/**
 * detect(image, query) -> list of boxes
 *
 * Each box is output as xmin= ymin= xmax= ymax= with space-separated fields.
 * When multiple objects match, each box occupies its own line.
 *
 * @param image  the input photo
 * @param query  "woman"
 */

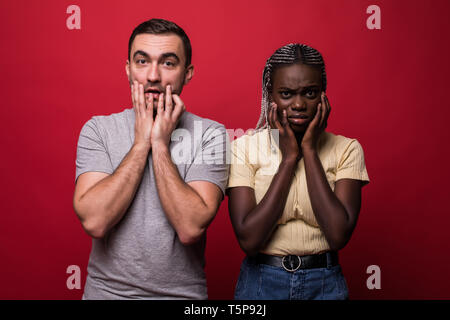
xmin=226 ymin=43 xmax=369 ymax=300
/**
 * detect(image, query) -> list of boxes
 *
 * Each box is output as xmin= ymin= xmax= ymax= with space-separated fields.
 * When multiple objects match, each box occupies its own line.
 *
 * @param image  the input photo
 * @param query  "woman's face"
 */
xmin=270 ymin=63 xmax=323 ymax=134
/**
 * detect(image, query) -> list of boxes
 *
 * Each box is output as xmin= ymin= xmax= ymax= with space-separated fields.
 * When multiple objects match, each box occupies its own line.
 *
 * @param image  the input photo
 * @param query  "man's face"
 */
xmin=126 ymin=33 xmax=193 ymax=106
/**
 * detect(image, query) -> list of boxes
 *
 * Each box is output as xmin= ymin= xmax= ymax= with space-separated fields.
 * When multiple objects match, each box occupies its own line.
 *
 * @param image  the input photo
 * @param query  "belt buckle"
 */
xmin=282 ymin=255 xmax=301 ymax=272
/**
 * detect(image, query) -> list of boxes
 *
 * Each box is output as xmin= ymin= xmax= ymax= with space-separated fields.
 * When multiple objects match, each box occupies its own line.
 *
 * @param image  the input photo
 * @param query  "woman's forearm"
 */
xmin=302 ymin=148 xmax=352 ymax=250
xmin=233 ymin=158 xmax=298 ymax=256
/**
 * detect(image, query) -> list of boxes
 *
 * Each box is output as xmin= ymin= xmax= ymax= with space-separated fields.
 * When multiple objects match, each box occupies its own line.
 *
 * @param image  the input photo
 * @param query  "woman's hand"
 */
xmin=301 ymin=92 xmax=331 ymax=153
xmin=268 ymin=102 xmax=300 ymax=162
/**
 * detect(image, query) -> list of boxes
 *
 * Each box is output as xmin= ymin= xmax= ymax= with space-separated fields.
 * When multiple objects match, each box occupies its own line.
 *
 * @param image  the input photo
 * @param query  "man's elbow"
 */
xmin=74 ymin=203 xmax=107 ymax=239
xmin=81 ymin=220 xmax=107 ymax=239
xmin=177 ymin=206 xmax=217 ymax=245
xmin=178 ymin=227 xmax=206 ymax=246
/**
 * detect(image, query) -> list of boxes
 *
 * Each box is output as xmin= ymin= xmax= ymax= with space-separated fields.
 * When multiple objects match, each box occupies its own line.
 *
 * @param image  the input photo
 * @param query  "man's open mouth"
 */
xmin=145 ymin=88 xmax=162 ymax=99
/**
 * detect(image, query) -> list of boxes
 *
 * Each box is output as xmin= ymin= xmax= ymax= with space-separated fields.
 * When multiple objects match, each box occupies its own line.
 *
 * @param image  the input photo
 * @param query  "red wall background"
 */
xmin=1 ymin=0 xmax=449 ymax=299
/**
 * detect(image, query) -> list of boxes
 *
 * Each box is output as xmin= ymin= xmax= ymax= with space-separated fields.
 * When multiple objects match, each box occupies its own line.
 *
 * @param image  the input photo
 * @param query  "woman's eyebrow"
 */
xmin=301 ymin=85 xmax=320 ymax=90
xmin=278 ymin=85 xmax=320 ymax=90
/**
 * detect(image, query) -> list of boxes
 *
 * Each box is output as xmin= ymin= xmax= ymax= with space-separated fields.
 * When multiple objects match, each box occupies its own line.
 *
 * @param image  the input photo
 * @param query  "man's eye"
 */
xmin=136 ymin=59 xmax=147 ymax=64
xmin=164 ymin=61 xmax=175 ymax=67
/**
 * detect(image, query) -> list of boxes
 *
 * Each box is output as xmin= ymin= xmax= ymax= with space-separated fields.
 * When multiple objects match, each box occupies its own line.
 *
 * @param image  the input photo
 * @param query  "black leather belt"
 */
xmin=252 ymin=252 xmax=339 ymax=272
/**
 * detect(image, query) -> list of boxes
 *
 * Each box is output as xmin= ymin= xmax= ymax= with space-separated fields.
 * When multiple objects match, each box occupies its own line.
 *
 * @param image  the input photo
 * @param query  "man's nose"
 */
xmin=147 ymin=62 xmax=161 ymax=83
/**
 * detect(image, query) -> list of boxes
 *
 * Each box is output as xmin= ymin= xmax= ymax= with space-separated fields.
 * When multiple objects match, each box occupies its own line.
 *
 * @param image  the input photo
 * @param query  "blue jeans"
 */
xmin=234 ymin=256 xmax=349 ymax=300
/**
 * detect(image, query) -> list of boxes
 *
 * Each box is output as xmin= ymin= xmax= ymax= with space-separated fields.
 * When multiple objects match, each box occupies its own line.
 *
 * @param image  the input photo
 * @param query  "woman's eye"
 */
xmin=280 ymin=91 xmax=291 ymax=98
xmin=306 ymin=90 xmax=317 ymax=98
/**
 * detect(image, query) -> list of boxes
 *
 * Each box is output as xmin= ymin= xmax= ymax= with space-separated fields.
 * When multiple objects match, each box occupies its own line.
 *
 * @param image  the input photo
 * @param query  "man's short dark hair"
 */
xmin=128 ymin=18 xmax=192 ymax=67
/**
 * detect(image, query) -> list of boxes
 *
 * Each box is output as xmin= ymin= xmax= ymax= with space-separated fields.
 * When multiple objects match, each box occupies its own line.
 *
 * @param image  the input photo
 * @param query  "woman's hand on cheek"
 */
xmin=268 ymin=102 xmax=300 ymax=162
xmin=301 ymin=92 xmax=330 ymax=153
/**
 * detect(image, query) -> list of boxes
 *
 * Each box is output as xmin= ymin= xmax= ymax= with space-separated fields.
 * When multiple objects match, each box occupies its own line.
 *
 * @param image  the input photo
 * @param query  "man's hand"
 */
xmin=151 ymin=84 xmax=186 ymax=147
xmin=132 ymin=80 xmax=154 ymax=150
xmin=301 ymin=92 xmax=330 ymax=153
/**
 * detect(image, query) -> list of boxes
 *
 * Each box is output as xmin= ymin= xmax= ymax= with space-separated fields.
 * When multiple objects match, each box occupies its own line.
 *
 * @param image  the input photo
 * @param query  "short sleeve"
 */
xmin=184 ymin=124 xmax=230 ymax=196
xmin=336 ymin=139 xmax=369 ymax=185
xmin=227 ymin=136 xmax=256 ymax=189
xmin=75 ymin=118 xmax=114 ymax=183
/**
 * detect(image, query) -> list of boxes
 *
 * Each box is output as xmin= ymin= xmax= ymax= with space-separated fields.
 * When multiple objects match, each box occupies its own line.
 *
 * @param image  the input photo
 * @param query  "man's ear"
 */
xmin=184 ymin=64 xmax=194 ymax=85
xmin=125 ymin=60 xmax=130 ymax=82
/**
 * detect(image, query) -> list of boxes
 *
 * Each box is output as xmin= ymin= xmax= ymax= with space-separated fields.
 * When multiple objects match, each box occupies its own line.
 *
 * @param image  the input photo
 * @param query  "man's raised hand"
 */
xmin=131 ymin=81 xmax=154 ymax=150
xmin=151 ymin=84 xmax=186 ymax=148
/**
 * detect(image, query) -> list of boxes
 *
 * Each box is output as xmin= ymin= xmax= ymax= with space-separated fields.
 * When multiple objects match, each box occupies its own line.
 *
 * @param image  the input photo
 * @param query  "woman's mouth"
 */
xmin=288 ymin=114 xmax=309 ymax=125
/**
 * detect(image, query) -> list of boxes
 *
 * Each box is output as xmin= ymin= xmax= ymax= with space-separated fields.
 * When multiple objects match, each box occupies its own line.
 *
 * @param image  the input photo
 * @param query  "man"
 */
xmin=73 ymin=19 xmax=229 ymax=299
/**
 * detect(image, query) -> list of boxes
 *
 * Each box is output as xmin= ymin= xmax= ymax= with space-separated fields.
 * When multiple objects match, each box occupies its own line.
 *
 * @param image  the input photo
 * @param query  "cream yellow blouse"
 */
xmin=227 ymin=129 xmax=369 ymax=256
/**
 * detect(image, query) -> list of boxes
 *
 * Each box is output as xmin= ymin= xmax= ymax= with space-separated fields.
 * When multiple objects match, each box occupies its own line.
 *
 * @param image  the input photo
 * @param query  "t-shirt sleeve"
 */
xmin=226 ymin=135 xmax=256 ymax=189
xmin=336 ymin=139 xmax=369 ymax=185
xmin=75 ymin=117 xmax=114 ymax=183
xmin=184 ymin=124 xmax=230 ymax=196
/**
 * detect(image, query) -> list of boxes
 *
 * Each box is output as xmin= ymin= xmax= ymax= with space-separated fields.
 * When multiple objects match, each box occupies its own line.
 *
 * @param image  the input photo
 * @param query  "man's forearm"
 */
xmin=151 ymin=142 xmax=210 ymax=245
xmin=77 ymin=143 xmax=150 ymax=238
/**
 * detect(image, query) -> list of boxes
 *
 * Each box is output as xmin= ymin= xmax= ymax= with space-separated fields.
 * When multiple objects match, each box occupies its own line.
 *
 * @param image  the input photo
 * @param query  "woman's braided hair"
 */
xmin=255 ymin=43 xmax=327 ymax=130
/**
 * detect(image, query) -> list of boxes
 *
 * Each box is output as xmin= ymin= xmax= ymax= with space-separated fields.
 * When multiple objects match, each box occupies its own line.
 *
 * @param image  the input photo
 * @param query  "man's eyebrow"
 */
xmin=160 ymin=52 xmax=180 ymax=63
xmin=133 ymin=50 xmax=149 ymax=59
xmin=132 ymin=51 xmax=180 ymax=63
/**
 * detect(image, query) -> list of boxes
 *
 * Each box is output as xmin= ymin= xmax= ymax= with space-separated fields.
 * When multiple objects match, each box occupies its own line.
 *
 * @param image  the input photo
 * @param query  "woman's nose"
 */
xmin=291 ymin=96 xmax=306 ymax=110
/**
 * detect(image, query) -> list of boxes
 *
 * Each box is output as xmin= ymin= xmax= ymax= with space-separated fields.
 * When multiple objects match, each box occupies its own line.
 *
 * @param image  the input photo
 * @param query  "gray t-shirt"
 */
xmin=75 ymin=108 xmax=229 ymax=299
